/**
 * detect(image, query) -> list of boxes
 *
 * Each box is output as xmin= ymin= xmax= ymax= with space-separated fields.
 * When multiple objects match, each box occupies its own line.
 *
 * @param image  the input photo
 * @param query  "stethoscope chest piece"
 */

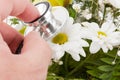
xmin=15 ymin=2 xmax=69 ymax=54
xmin=25 ymin=2 xmax=69 ymax=40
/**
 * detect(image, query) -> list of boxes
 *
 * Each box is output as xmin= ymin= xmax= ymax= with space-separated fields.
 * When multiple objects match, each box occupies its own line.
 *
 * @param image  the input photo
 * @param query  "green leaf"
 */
xmin=115 ymin=65 xmax=120 ymax=70
xmin=98 ymin=65 xmax=113 ymax=72
xmin=101 ymin=58 xmax=114 ymax=65
xmin=66 ymin=5 xmax=77 ymax=19
xmin=10 ymin=18 xmax=19 ymax=25
xmin=111 ymin=77 xmax=120 ymax=80
xmin=113 ymin=71 xmax=120 ymax=76
xmin=91 ymin=0 xmax=98 ymax=16
xmin=99 ymin=73 xmax=111 ymax=79
xmin=68 ymin=79 xmax=85 ymax=80
xmin=91 ymin=78 xmax=100 ymax=80
xmin=87 ymin=69 xmax=101 ymax=78
xmin=106 ymin=49 xmax=118 ymax=58
xmin=86 ymin=66 xmax=97 ymax=69
xmin=47 ymin=73 xmax=64 ymax=80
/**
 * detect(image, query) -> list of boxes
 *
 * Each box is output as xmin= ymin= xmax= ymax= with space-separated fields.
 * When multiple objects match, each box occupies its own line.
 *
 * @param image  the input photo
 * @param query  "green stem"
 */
xmin=64 ymin=53 xmax=69 ymax=72
xmin=100 ymin=4 xmax=107 ymax=26
xmin=66 ymin=54 xmax=91 ymax=77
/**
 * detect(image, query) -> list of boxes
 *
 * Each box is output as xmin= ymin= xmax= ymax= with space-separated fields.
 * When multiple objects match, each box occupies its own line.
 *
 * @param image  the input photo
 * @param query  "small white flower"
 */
xmin=82 ymin=21 xmax=120 ymax=54
xmin=98 ymin=0 xmax=106 ymax=10
xmin=48 ymin=17 xmax=89 ymax=61
xmin=72 ymin=3 xmax=82 ymax=13
xmin=82 ymin=9 xmax=92 ymax=20
xmin=105 ymin=12 xmax=113 ymax=22
xmin=58 ymin=61 xmax=63 ymax=65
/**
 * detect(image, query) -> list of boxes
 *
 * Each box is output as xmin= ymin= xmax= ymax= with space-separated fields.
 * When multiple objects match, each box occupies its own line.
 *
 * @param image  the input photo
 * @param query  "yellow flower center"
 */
xmin=97 ymin=31 xmax=107 ymax=38
xmin=52 ymin=33 xmax=68 ymax=45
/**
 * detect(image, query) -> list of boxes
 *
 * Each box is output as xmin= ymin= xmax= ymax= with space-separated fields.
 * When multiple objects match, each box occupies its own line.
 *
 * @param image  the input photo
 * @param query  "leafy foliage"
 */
xmin=47 ymin=48 xmax=120 ymax=80
xmin=86 ymin=49 xmax=120 ymax=80
xmin=10 ymin=18 xmax=19 ymax=25
xmin=66 ymin=5 xmax=77 ymax=19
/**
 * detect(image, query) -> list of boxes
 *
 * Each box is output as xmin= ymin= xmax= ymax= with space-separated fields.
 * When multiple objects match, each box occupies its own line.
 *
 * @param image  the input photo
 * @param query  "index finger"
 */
xmin=0 ymin=0 xmax=40 ymax=22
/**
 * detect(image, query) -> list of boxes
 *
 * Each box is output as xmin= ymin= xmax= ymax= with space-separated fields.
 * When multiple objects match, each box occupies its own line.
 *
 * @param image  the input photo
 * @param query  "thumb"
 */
xmin=21 ymin=31 xmax=52 ymax=65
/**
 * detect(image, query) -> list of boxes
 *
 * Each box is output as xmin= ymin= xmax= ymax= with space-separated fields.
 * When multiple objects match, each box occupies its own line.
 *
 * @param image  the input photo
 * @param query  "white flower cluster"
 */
xmin=48 ymin=6 xmax=120 ymax=62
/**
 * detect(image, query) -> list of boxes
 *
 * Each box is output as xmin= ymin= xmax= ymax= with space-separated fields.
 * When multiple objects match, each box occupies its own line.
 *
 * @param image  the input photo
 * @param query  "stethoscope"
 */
xmin=15 ymin=2 xmax=68 ymax=54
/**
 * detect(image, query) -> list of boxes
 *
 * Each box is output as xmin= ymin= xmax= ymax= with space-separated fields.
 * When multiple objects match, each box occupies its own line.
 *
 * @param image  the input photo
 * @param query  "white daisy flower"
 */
xmin=49 ymin=17 xmax=89 ymax=62
xmin=82 ymin=21 xmax=120 ymax=54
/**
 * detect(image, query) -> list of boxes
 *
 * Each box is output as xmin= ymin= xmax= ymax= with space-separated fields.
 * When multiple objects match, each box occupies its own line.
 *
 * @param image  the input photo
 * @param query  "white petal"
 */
xmin=81 ymin=22 xmax=90 ymax=27
xmin=69 ymin=17 xmax=74 ymax=24
xmin=79 ymin=48 xmax=86 ymax=57
xmin=79 ymin=39 xmax=89 ymax=47
xmin=90 ymin=22 xmax=99 ymax=31
xmin=82 ymin=22 xmax=99 ymax=31
xmin=52 ymin=50 xmax=65 ymax=60
xmin=71 ymin=53 xmax=80 ymax=61
xmin=67 ymin=23 xmax=82 ymax=38
xmin=65 ymin=48 xmax=81 ymax=61
xmin=101 ymin=22 xmax=110 ymax=31
xmin=109 ymin=0 xmax=120 ymax=8
xmin=50 ymin=44 xmax=65 ymax=60
xmin=101 ymin=44 xmax=108 ymax=53
xmin=106 ymin=43 xmax=113 ymax=50
xmin=65 ymin=17 xmax=74 ymax=27
xmin=101 ymin=22 xmax=116 ymax=33
xmin=90 ymin=42 xmax=101 ymax=54
xmin=109 ymin=39 xmax=120 ymax=46
xmin=110 ymin=32 xmax=120 ymax=38
xmin=79 ymin=27 xmax=93 ymax=39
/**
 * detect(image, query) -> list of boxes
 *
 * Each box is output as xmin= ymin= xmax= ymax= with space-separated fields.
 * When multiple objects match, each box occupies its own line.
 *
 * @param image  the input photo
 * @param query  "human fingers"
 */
xmin=0 ymin=0 xmax=39 ymax=53
xmin=20 ymin=31 xmax=52 ymax=79
xmin=21 ymin=31 xmax=52 ymax=66
xmin=0 ymin=33 xmax=11 ymax=54
xmin=17 ymin=1 xmax=40 ymax=22
xmin=0 ymin=0 xmax=40 ymax=22
xmin=21 ymin=31 xmax=52 ymax=61
xmin=0 ymin=22 xmax=23 ymax=53
xmin=0 ymin=0 xmax=13 ymax=20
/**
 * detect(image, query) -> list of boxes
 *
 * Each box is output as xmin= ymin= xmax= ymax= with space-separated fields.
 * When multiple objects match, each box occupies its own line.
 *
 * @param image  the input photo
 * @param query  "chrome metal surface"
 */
xmin=27 ymin=2 xmax=62 ymax=40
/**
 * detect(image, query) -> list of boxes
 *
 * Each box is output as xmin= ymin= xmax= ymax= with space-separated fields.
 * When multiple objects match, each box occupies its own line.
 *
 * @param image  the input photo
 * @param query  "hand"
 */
xmin=0 ymin=0 xmax=52 ymax=80
xmin=0 ymin=32 xmax=52 ymax=80
xmin=0 ymin=0 xmax=40 ymax=53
